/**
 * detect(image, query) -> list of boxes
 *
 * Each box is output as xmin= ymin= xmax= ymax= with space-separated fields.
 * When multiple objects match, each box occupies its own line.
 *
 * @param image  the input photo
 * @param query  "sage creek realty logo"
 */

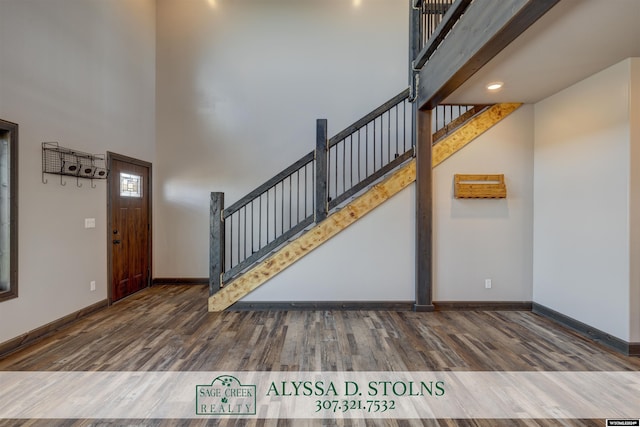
xmin=196 ymin=375 xmax=256 ymax=415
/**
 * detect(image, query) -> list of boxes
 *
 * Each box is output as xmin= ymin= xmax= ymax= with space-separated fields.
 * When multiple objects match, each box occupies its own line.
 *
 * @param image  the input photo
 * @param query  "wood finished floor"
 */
xmin=1 ymin=285 xmax=639 ymax=427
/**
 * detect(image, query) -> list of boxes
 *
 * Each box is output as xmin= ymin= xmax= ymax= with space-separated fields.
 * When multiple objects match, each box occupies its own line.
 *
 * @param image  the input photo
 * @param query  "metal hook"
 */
xmin=76 ymin=177 xmax=83 ymax=188
xmin=60 ymin=174 xmax=66 ymax=186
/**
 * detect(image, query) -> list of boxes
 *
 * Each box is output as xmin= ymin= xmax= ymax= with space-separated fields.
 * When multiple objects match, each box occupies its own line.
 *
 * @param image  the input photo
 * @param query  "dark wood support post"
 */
xmin=415 ymin=107 xmax=434 ymax=311
xmin=210 ymin=192 xmax=225 ymax=295
xmin=315 ymin=119 xmax=328 ymax=223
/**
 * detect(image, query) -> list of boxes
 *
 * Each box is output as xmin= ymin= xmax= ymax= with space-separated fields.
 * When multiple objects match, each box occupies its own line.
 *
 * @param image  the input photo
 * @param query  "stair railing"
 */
xmin=213 ymin=152 xmax=316 ymax=286
xmin=432 ymin=104 xmax=489 ymax=143
xmin=326 ymin=89 xmax=413 ymax=209
xmin=210 ymin=87 xmax=487 ymax=293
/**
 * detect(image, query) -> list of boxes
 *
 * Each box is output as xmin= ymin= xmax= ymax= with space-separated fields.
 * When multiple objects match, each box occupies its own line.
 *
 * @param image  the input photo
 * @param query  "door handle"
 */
xmin=113 ymin=239 xmax=121 ymax=244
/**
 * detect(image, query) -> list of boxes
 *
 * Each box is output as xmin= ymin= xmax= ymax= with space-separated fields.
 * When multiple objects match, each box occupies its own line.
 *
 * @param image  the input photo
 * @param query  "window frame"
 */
xmin=0 ymin=119 xmax=18 ymax=303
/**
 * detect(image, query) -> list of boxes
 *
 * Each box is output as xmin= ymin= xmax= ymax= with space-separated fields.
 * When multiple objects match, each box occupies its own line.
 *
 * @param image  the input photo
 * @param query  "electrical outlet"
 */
xmin=485 ymin=279 xmax=492 ymax=289
xmin=90 ymin=281 xmax=96 ymax=291
xmin=85 ymin=218 xmax=96 ymax=229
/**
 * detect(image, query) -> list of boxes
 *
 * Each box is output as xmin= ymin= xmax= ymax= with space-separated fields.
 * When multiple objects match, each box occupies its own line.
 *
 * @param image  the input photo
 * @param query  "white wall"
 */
xmin=242 ymin=185 xmax=415 ymax=301
xmin=245 ymin=105 xmax=535 ymax=302
xmin=433 ymin=105 xmax=535 ymax=301
xmin=629 ymin=58 xmax=640 ymax=343
xmin=0 ymin=0 xmax=156 ymax=344
xmin=533 ymin=59 xmax=633 ymax=341
xmin=154 ymin=0 xmax=409 ymax=278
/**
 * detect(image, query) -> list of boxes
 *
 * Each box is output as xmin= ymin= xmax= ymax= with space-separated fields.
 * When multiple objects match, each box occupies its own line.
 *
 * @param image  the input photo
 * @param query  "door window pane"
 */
xmin=120 ymin=172 xmax=142 ymax=198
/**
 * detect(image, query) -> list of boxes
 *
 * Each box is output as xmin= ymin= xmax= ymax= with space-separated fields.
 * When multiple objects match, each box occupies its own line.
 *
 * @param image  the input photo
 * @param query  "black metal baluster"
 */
xmin=305 ymin=165 xmax=308 ymax=218
xmin=387 ymin=110 xmax=391 ymax=162
xmin=349 ymin=135 xmax=353 ymax=188
xmin=373 ymin=119 xmax=376 ymax=172
xmin=296 ymin=170 xmax=300 ymax=224
xmin=251 ymin=201 xmax=255 ymax=254
xmin=395 ymin=105 xmax=399 ymax=156
xmin=327 ymin=145 xmax=331 ymax=201
xmin=366 ymin=125 xmax=369 ymax=176
xmin=358 ymin=130 xmax=361 ymax=182
xmin=342 ymin=138 xmax=346 ymax=194
xmin=258 ymin=196 xmax=262 ymax=249
xmin=230 ymin=215 xmax=234 ymax=268
xmin=243 ymin=206 xmax=247 ymax=260
xmin=289 ymin=176 xmax=292 ymax=229
xmin=380 ymin=115 xmax=383 ymax=169
xmin=403 ymin=101 xmax=407 ymax=152
xmin=333 ymin=144 xmax=338 ymax=198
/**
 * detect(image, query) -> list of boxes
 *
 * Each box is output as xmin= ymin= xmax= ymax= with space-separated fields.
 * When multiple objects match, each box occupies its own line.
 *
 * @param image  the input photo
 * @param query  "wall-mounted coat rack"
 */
xmin=454 ymin=174 xmax=507 ymax=198
xmin=42 ymin=142 xmax=108 ymax=188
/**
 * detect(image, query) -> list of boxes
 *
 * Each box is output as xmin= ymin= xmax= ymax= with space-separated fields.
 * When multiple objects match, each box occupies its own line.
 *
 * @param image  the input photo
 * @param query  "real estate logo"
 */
xmin=196 ymin=375 xmax=256 ymax=416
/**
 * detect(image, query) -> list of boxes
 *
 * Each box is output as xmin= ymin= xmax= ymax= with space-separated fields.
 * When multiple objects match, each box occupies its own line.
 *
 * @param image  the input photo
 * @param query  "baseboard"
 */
xmin=0 ymin=299 xmax=108 ymax=359
xmin=228 ymin=301 xmax=415 ymax=311
xmin=532 ymin=302 xmax=636 ymax=357
xmin=152 ymin=277 xmax=208 ymax=286
xmin=434 ymin=301 xmax=533 ymax=311
xmin=228 ymin=301 xmax=531 ymax=312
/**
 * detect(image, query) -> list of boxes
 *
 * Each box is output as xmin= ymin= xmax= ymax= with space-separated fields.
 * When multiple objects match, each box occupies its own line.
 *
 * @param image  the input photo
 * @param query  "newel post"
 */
xmin=210 ymin=192 xmax=225 ymax=295
xmin=315 ymin=119 xmax=328 ymax=223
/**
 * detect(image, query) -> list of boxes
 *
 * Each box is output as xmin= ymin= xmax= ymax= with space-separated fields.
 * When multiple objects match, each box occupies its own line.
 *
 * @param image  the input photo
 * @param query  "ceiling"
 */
xmin=443 ymin=0 xmax=640 ymax=105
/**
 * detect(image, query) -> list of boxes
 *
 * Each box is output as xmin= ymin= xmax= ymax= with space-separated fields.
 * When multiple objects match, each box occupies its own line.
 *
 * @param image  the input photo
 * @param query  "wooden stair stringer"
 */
xmin=208 ymin=160 xmax=417 ymax=312
xmin=208 ymin=102 xmax=521 ymax=312
xmin=433 ymin=103 xmax=522 ymax=167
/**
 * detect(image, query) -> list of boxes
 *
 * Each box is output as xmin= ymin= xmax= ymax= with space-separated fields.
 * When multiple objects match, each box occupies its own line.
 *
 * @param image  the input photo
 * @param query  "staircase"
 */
xmin=208 ymin=91 xmax=521 ymax=311
xmin=207 ymin=0 xmax=525 ymax=311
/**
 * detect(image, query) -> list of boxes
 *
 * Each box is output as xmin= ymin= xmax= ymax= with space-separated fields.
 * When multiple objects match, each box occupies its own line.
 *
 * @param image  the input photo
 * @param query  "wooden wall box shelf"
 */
xmin=454 ymin=174 xmax=506 ymax=199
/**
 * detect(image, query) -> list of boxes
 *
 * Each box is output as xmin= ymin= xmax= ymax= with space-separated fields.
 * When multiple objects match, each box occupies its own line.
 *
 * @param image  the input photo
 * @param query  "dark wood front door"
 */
xmin=108 ymin=153 xmax=151 ymax=303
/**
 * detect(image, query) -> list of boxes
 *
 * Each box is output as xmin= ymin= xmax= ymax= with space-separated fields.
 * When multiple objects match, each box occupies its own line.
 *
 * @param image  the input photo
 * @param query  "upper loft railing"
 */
xmin=410 ymin=0 xmax=473 ymax=78
xmin=210 ymin=87 xmax=488 ymax=290
xmin=415 ymin=0 xmax=456 ymax=51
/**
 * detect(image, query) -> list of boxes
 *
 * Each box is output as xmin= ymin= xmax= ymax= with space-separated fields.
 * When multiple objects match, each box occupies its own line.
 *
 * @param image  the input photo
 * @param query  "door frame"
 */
xmin=106 ymin=152 xmax=152 ymax=305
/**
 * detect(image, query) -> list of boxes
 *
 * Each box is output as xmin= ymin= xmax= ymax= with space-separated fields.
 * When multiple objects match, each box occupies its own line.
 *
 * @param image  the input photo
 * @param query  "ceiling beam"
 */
xmin=417 ymin=0 xmax=559 ymax=110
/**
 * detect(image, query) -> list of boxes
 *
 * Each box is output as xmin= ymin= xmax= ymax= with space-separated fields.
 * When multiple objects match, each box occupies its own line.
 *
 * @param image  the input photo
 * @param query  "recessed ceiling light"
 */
xmin=486 ymin=81 xmax=504 ymax=91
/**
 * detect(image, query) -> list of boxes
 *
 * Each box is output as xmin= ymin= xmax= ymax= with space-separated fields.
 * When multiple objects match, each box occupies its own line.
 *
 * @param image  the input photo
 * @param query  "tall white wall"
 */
xmin=242 ymin=185 xmax=415 ymax=302
xmin=629 ymin=58 xmax=640 ymax=343
xmin=0 ymin=0 xmax=156 ymax=344
xmin=154 ymin=0 xmax=409 ymax=278
xmin=533 ymin=59 xmax=633 ymax=341
xmin=246 ymin=106 xmax=535 ymax=302
xmin=433 ymin=105 xmax=535 ymax=301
